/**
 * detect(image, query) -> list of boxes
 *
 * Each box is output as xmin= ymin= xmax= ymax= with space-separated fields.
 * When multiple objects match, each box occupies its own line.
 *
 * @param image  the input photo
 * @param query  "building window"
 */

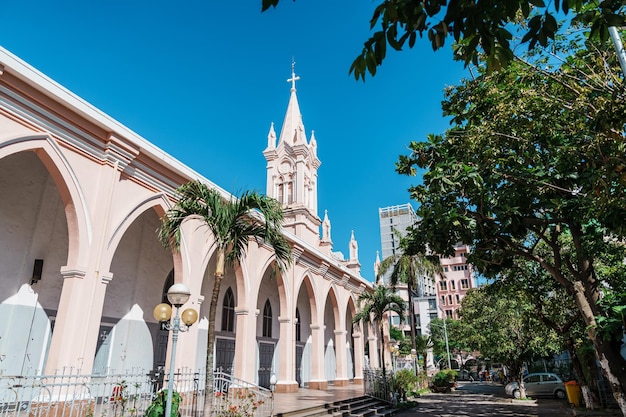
xmin=451 ymin=280 xmax=456 ymax=290
xmin=448 ymin=295 xmax=453 ymax=305
xmin=221 ymin=288 xmax=235 ymax=332
xmin=295 ymin=308 xmax=301 ymax=342
xmin=445 ymin=309 xmax=453 ymax=319
xmin=439 ymin=281 xmax=447 ymax=291
xmin=263 ymin=300 xmax=272 ymax=338
xmin=287 ymin=179 xmax=294 ymax=204
xmin=440 ymin=296 xmax=446 ymax=306
xmin=461 ymin=279 xmax=470 ymax=289
xmin=456 ymin=294 xmax=461 ymax=304
xmin=443 ymin=266 xmax=449 ymax=272
xmin=453 ymin=265 xmax=468 ymax=271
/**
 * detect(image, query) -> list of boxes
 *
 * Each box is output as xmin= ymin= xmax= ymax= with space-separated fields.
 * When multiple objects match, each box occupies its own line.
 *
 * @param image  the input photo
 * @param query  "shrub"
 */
xmin=430 ymin=370 xmax=458 ymax=393
xmin=145 ymin=389 xmax=181 ymax=417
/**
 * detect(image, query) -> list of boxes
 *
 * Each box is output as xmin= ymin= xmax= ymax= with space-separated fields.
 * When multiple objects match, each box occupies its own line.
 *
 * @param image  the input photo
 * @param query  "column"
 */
xmin=275 ymin=317 xmax=298 ymax=392
xmin=232 ymin=307 xmax=257 ymax=383
xmin=308 ymin=324 xmax=327 ymax=390
xmin=333 ymin=329 xmax=349 ymax=386
xmin=44 ymin=267 xmax=108 ymax=374
xmin=352 ymin=325 xmax=364 ymax=384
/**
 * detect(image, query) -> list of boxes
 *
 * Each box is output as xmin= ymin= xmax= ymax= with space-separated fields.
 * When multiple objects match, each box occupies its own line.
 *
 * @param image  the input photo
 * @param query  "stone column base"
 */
xmin=333 ymin=378 xmax=350 ymax=387
xmin=352 ymin=377 xmax=364 ymax=385
xmin=274 ymin=381 xmax=299 ymax=393
xmin=308 ymin=380 xmax=328 ymax=390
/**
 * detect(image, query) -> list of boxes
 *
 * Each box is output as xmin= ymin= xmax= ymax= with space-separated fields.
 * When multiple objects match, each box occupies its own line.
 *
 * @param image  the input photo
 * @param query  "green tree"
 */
xmin=353 ymin=284 xmax=407 ymax=380
xmin=376 ymin=231 xmax=442 ymax=353
xmin=413 ymin=334 xmax=432 ymax=379
xmin=158 ymin=180 xmax=292 ymax=412
xmin=396 ymin=38 xmax=626 ymax=411
xmin=459 ymin=285 xmax=561 ymax=398
xmin=428 ymin=318 xmax=471 ymax=369
xmin=261 ymin=0 xmax=626 ymax=78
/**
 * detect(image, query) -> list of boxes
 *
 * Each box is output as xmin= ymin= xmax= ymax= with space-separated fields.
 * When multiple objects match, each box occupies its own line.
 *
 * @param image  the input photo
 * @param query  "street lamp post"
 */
xmin=438 ymin=307 xmax=452 ymax=370
xmin=153 ymin=283 xmax=198 ymax=417
xmin=270 ymin=373 xmax=277 ymax=416
xmin=410 ymin=348 xmax=418 ymax=375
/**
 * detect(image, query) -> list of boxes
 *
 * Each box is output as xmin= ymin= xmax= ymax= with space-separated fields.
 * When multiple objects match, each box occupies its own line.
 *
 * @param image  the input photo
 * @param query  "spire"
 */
xmin=374 ymin=251 xmax=381 ymax=281
xmin=321 ymin=209 xmax=332 ymax=242
xmin=349 ymin=230 xmax=358 ymax=261
xmin=267 ymin=122 xmax=276 ymax=149
xmin=310 ymin=130 xmax=317 ymax=154
xmin=278 ymin=61 xmax=306 ymax=145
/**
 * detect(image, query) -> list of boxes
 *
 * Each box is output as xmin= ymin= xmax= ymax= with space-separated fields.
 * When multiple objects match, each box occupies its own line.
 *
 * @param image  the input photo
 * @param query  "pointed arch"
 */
xmin=0 ymin=135 xmax=91 ymax=268
xmin=103 ymin=193 xmax=172 ymax=268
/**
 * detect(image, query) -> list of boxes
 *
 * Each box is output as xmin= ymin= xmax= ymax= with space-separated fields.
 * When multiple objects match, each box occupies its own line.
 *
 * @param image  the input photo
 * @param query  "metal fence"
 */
xmin=362 ymin=369 xmax=391 ymax=403
xmin=211 ymin=370 xmax=273 ymax=417
xmin=0 ymin=369 xmax=273 ymax=417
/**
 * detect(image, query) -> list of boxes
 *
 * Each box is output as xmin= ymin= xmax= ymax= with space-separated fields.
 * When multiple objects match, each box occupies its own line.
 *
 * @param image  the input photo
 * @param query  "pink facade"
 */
xmin=437 ymin=243 xmax=475 ymax=319
xmin=0 ymin=48 xmax=374 ymax=392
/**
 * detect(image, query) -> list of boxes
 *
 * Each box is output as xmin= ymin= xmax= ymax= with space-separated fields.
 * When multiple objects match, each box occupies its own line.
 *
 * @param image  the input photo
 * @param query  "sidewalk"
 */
xmin=393 ymin=382 xmax=577 ymax=417
xmin=272 ymin=384 xmax=365 ymax=415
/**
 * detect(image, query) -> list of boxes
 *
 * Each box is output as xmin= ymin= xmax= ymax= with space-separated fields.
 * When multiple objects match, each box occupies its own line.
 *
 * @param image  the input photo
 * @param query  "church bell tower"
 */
xmin=263 ymin=63 xmax=321 ymax=246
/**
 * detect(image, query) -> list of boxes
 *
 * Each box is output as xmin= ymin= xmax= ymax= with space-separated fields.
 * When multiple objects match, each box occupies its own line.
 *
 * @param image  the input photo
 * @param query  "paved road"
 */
xmin=394 ymin=381 xmax=574 ymax=417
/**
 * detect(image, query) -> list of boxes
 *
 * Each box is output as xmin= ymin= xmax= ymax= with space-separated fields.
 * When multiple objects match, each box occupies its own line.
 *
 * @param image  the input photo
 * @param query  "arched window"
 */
xmin=277 ymin=181 xmax=284 ymax=204
xmin=295 ymin=308 xmax=301 ymax=342
xmin=221 ymin=288 xmax=235 ymax=332
xmin=263 ymin=300 xmax=272 ymax=338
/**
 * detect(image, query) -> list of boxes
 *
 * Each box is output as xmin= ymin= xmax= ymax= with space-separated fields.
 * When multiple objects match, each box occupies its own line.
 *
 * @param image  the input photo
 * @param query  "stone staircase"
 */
xmin=275 ymin=395 xmax=397 ymax=417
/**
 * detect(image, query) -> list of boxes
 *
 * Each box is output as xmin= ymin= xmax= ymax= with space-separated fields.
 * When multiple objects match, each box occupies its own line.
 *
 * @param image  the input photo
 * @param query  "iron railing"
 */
xmin=0 ymin=368 xmax=273 ymax=417
xmin=362 ymin=369 xmax=391 ymax=403
xmin=211 ymin=370 xmax=273 ymax=417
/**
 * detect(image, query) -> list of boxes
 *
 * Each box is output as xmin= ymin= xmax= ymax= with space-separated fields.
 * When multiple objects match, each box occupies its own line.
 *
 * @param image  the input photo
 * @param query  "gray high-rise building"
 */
xmin=376 ymin=204 xmax=437 ymax=343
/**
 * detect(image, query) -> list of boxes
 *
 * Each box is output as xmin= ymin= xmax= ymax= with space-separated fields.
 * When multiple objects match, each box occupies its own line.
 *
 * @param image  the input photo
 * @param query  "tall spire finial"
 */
xmin=287 ymin=59 xmax=300 ymax=91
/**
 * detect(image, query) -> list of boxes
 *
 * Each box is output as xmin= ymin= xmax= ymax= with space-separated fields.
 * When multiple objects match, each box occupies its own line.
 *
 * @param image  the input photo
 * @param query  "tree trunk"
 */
xmin=570 ymin=280 xmax=626 ymax=416
xmin=517 ymin=368 xmax=527 ymax=399
xmin=565 ymin=336 xmax=593 ymax=408
xmin=379 ymin=323 xmax=388 ymax=399
xmin=203 ymin=248 xmax=226 ymax=415
xmin=407 ymin=281 xmax=418 ymax=376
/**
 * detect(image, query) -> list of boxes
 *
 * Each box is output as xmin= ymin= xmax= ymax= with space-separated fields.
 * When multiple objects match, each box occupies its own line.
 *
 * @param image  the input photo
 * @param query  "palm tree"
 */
xmin=376 ymin=231 xmax=442 ymax=353
xmin=353 ymin=285 xmax=406 ymax=381
xmin=158 ymin=180 xmax=292 ymax=411
xmin=413 ymin=334 xmax=432 ymax=384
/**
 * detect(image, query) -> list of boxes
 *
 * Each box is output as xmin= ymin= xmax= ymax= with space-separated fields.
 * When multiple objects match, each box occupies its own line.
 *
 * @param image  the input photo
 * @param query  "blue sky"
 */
xmin=0 ymin=0 xmax=469 ymax=282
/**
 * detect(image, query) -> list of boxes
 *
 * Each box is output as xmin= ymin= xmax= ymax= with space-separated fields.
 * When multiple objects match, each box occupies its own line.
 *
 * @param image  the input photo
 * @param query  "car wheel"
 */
xmin=555 ymin=389 xmax=566 ymax=399
xmin=513 ymin=389 xmax=521 ymax=399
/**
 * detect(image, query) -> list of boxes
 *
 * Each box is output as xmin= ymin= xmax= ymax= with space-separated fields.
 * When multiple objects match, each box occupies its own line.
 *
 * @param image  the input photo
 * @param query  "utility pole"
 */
xmin=609 ymin=26 xmax=626 ymax=79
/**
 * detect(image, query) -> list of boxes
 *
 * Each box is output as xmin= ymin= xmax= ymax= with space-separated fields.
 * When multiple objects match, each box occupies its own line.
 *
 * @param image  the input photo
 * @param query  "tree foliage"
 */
xmin=397 ymin=37 xmax=626 ymax=411
xmin=354 ymin=284 xmax=407 ymax=378
xmin=261 ymin=0 xmax=626 ymax=78
xmin=459 ymin=285 xmax=561 ymax=397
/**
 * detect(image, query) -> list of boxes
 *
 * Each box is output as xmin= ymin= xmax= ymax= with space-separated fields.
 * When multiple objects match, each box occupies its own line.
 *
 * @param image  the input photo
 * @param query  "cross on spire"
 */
xmin=287 ymin=59 xmax=300 ymax=91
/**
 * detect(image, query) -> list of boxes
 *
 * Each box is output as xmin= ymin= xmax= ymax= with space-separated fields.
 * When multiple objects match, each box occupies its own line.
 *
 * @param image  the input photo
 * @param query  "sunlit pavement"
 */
xmin=394 ymin=381 xmax=574 ymax=417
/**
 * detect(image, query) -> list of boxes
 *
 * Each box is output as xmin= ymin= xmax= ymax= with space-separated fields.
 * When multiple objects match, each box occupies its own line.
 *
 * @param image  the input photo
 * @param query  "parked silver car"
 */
xmin=504 ymin=372 xmax=566 ymax=399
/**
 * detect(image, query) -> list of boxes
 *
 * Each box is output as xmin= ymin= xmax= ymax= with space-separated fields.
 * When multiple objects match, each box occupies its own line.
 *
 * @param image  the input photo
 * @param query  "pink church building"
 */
xmin=0 ymin=47 xmax=379 ymax=394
